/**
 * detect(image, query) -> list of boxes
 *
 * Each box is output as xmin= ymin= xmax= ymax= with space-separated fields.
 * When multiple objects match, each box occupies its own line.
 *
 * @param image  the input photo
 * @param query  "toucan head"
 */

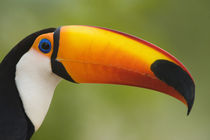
xmin=13 ymin=25 xmax=194 ymax=131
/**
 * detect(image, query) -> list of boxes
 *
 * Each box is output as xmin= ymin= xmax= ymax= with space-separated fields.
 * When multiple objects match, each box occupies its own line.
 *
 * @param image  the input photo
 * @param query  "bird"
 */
xmin=0 ymin=25 xmax=195 ymax=140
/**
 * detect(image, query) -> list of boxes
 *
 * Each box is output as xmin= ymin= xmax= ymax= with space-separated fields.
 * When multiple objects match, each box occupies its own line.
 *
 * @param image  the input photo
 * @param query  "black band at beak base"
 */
xmin=51 ymin=27 xmax=76 ymax=83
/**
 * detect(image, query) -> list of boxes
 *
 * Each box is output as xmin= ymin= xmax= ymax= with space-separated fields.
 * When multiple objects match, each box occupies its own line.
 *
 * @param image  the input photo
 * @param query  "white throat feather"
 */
xmin=15 ymin=49 xmax=61 ymax=131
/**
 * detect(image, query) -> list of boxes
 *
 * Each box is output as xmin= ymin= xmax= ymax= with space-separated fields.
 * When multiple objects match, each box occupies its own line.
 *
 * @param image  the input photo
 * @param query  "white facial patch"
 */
xmin=15 ymin=49 xmax=61 ymax=131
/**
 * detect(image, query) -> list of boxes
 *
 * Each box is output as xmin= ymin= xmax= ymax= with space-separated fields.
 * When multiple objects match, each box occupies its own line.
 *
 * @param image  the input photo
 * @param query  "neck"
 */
xmin=15 ymin=50 xmax=61 ymax=130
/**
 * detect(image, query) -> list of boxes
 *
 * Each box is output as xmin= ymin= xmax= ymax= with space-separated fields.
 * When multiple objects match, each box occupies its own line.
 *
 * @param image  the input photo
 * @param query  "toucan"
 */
xmin=0 ymin=25 xmax=195 ymax=140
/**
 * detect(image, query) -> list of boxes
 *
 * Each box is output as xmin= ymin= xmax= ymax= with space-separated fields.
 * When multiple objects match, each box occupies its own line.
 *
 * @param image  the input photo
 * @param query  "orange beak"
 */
xmin=51 ymin=25 xmax=195 ymax=115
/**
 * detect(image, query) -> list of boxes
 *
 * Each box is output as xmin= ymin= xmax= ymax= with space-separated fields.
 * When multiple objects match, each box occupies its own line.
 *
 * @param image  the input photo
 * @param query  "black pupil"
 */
xmin=41 ymin=42 xmax=50 ymax=50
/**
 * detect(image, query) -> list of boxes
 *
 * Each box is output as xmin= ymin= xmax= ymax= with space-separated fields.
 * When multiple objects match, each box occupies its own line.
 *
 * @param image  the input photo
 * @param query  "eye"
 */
xmin=38 ymin=39 xmax=51 ymax=53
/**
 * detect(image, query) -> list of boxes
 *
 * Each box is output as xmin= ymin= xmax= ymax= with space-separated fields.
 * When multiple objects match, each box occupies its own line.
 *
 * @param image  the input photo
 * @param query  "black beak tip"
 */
xmin=187 ymin=99 xmax=194 ymax=116
xmin=187 ymin=104 xmax=193 ymax=116
xmin=151 ymin=59 xmax=195 ymax=116
xmin=186 ymin=84 xmax=195 ymax=116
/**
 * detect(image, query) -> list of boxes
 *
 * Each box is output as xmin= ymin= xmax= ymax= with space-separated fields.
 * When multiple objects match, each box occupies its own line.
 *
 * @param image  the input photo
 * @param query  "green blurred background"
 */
xmin=0 ymin=0 xmax=209 ymax=139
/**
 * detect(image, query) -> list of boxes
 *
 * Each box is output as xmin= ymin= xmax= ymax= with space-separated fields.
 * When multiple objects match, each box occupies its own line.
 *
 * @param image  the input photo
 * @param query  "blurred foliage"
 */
xmin=0 ymin=0 xmax=209 ymax=139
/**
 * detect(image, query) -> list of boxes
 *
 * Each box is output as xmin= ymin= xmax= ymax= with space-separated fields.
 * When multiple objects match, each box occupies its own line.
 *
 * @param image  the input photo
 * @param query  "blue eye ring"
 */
xmin=38 ymin=39 xmax=51 ymax=53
